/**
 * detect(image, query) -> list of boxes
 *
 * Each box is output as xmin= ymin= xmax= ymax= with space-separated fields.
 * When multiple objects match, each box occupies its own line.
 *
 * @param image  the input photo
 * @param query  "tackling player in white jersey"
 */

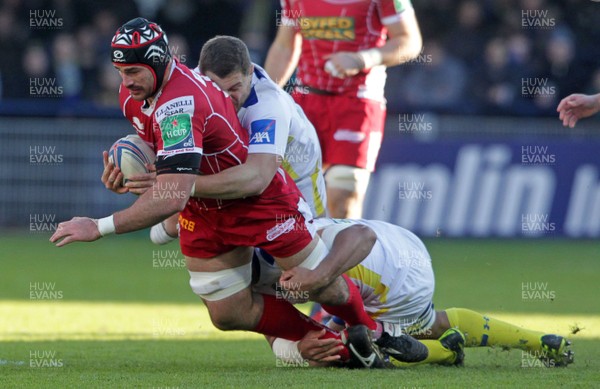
xmin=198 ymin=36 xmax=327 ymax=218
xmin=149 ymin=35 xmax=327 ymax=243
xmin=257 ymin=218 xmax=574 ymax=368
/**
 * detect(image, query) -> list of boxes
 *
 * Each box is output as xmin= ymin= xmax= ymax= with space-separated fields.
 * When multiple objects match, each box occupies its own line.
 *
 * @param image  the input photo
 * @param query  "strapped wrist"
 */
xmin=358 ymin=48 xmax=383 ymax=70
xmin=97 ymin=215 xmax=115 ymax=236
xmin=272 ymin=338 xmax=305 ymax=364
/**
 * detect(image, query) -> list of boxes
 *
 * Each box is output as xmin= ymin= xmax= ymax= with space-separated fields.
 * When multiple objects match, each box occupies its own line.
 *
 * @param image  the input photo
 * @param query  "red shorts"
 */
xmin=179 ymin=177 xmax=315 ymax=259
xmin=294 ymin=93 xmax=386 ymax=172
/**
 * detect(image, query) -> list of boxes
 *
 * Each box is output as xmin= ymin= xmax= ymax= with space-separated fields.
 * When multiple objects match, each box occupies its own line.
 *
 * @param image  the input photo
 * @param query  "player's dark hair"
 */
xmin=199 ymin=35 xmax=252 ymax=78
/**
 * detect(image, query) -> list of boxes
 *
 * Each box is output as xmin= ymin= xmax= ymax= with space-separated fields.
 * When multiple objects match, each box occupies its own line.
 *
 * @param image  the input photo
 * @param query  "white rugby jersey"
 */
xmin=240 ymin=64 xmax=327 ymax=217
xmin=194 ymin=64 xmax=327 ymax=217
xmin=311 ymin=218 xmax=434 ymax=323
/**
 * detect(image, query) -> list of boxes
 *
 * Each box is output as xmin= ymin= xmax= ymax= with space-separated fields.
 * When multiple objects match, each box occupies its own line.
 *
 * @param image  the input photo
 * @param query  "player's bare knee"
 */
xmin=325 ymin=187 xmax=355 ymax=218
xmin=208 ymin=310 xmax=244 ymax=331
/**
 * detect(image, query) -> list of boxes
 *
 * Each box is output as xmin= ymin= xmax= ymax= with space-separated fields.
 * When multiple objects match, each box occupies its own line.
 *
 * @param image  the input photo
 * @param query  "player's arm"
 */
xmin=264 ymin=24 xmax=302 ymax=87
xmin=194 ymin=95 xmax=292 ymax=199
xmin=50 ymin=172 xmax=194 ymax=246
xmin=112 ymin=173 xmax=194 ymax=232
xmin=280 ymin=224 xmax=377 ymax=292
xmin=376 ymin=7 xmax=422 ymax=67
xmin=325 ymin=4 xmax=422 ymax=78
xmin=192 ymin=153 xmax=280 ymax=199
xmin=557 ymin=93 xmax=600 ymax=128
xmin=314 ymin=224 xmax=377 ymax=286
xmin=51 ymin=94 xmax=203 ymax=246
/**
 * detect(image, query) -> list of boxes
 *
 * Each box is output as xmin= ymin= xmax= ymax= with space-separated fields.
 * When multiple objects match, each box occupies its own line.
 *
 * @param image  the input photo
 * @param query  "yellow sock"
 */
xmin=446 ymin=308 xmax=544 ymax=352
xmin=390 ymin=340 xmax=455 ymax=367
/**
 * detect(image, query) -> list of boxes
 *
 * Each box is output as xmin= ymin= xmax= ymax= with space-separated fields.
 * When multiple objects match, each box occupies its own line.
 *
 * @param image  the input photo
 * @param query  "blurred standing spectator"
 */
xmin=444 ymin=0 xmax=488 ymax=68
xmin=76 ymin=25 xmax=101 ymax=100
xmin=239 ymin=0 xmax=280 ymax=64
xmin=506 ymin=32 xmax=536 ymax=72
xmin=94 ymin=61 xmax=121 ymax=107
xmin=401 ymin=41 xmax=468 ymax=113
xmin=16 ymin=42 xmax=54 ymax=99
xmin=52 ymin=33 xmax=82 ymax=100
xmin=0 ymin=8 xmax=27 ymax=99
xmin=92 ymin=9 xmax=120 ymax=57
xmin=167 ymin=33 xmax=191 ymax=68
xmin=585 ymin=68 xmax=600 ymax=95
xmin=540 ymin=29 xmax=582 ymax=99
xmin=470 ymin=38 xmax=520 ymax=115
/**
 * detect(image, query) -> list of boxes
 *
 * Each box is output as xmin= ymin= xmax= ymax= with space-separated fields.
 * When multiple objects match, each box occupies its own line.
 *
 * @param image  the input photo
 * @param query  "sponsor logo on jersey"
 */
xmin=266 ymin=218 xmax=296 ymax=241
xmin=249 ymin=119 xmax=276 ymax=145
xmin=155 ymin=96 xmax=194 ymax=123
xmin=333 ymin=129 xmax=366 ymax=143
xmin=160 ymin=113 xmax=194 ymax=151
xmin=300 ymin=17 xmax=355 ymax=40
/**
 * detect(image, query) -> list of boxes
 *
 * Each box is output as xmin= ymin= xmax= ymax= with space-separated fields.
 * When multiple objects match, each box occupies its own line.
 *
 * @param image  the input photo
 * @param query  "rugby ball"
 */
xmin=108 ymin=134 xmax=155 ymax=184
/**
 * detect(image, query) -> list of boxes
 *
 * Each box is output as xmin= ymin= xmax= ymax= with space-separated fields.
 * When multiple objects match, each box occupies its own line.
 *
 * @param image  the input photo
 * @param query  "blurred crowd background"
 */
xmin=1 ymin=0 xmax=599 ymax=118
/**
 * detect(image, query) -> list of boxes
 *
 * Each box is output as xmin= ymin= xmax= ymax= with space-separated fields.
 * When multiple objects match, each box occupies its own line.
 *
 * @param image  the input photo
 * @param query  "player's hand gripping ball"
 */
xmin=108 ymin=134 xmax=156 ymax=184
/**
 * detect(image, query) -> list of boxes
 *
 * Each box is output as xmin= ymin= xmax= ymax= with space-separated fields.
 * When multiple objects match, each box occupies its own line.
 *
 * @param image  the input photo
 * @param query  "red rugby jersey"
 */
xmin=280 ymin=0 xmax=412 ymax=101
xmin=119 ymin=60 xmax=302 ymax=211
xmin=120 ymin=59 xmax=249 ymax=210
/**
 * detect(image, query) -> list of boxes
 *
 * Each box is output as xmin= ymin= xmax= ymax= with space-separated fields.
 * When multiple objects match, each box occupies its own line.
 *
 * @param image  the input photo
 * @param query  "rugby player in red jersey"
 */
xmin=265 ymin=0 xmax=422 ymax=218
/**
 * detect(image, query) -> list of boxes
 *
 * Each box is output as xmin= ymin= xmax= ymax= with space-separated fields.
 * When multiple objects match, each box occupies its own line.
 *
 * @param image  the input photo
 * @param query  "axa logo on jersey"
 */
xmin=249 ymin=119 xmax=276 ymax=145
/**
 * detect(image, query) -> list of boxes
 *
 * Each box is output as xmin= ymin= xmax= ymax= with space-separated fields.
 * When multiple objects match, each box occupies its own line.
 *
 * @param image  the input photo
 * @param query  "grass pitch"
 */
xmin=1 ymin=233 xmax=599 ymax=388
